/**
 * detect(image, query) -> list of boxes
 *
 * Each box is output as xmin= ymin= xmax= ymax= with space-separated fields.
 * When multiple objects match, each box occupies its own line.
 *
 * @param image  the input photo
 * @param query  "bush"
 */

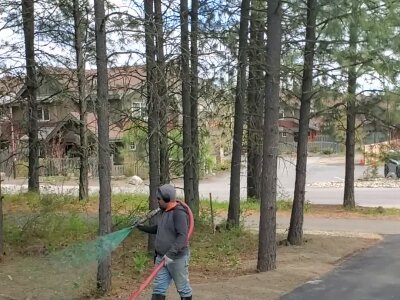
xmin=214 ymin=160 xmax=230 ymax=171
xmin=4 ymin=193 xmax=95 ymax=250
xmin=15 ymin=161 xmax=28 ymax=178
xmin=322 ymin=149 xmax=334 ymax=155
xmin=380 ymin=150 xmax=400 ymax=162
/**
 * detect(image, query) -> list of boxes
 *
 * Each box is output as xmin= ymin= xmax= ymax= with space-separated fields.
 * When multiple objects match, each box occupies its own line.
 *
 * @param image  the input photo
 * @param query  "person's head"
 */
xmin=156 ymin=184 xmax=176 ymax=210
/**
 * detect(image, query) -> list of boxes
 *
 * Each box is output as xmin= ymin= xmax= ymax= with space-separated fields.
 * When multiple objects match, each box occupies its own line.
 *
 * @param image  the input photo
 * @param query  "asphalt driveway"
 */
xmin=280 ymin=235 xmax=400 ymax=300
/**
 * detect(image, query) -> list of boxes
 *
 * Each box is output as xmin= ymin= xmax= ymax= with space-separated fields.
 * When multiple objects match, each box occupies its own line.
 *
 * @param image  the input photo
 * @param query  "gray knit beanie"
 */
xmin=157 ymin=184 xmax=176 ymax=202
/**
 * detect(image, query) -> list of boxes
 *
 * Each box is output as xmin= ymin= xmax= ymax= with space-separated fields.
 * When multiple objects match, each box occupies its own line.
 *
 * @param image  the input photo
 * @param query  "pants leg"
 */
xmin=167 ymin=254 xmax=192 ymax=298
xmin=153 ymin=256 xmax=172 ymax=296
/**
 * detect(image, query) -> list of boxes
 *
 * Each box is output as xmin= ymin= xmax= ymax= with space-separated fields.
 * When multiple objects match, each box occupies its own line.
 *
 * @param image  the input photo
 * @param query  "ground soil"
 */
xmin=0 ymin=234 xmax=379 ymax=300
xmin=278 ymin=205 xmax=400 ymax=220
xmin=98 ymin=235 xmax=380 ymax=300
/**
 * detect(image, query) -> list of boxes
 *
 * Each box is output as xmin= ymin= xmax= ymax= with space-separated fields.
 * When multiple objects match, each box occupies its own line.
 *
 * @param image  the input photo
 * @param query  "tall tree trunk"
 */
xmin=0 ymin=178 xmax=3 ymax=261
xmin=154 ymin=0 xmax=169 ymax=185
xmin=94 ymin=0 xmax=112 ymax=293
xmin=247 ymin=0 xmax=264 ymax=201
xmin=22 ymin=0 xmax=39 ymax=193
xmin=344 ymin=1 xmax=357 ymax=209
xmin=190 ymin=0 xmax=200 ymax=217
xmin=257 ymin=0 xmax=282 ymax=272
xmin=145 ymin=0 xmax=160 ymax=252
xmin=287 ymin=0 xmax=317 ymax=245
xmin=181 ymin=0 xmax=194 ymax=210
xmin=227 ymin=0 xmax=250 ymax=227
xmin=73 ymin=0 xmax=89 ymax=201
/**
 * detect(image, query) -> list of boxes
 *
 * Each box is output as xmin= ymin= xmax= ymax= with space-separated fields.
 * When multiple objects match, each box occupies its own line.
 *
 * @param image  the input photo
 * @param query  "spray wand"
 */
xmin=130 ymin=208 xmax=161 ymax=229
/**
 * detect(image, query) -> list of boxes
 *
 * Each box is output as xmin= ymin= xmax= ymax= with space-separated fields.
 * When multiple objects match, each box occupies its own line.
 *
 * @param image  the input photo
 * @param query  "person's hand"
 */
xmin=163 ymin=255 xmax=173 ymax=266
xmin=136 ymin=223 xmax=145 ymax=231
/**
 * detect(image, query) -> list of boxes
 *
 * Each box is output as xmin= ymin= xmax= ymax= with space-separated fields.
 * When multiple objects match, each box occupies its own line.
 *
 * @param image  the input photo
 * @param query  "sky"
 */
xmin=0 ymin=0 xmax=388 ymax=93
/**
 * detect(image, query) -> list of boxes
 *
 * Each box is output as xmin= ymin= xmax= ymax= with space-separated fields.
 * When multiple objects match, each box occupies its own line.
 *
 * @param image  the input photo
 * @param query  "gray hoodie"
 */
xmin=138 ymin=203 xmax=189 ymax=259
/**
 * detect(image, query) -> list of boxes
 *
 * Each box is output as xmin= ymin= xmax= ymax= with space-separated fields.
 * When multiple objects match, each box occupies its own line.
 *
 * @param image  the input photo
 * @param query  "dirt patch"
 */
xmin=278 ymin=205 xmax=400 ymax=220
xmin=99 ymin=235 xmax=380 ymax=300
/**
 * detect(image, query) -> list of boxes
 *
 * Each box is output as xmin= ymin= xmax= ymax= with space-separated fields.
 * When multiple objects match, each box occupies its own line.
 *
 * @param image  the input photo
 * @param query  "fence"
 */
xmin=38 ymin=157 xmax=148 ymax=178
xmin=0 ymin=153 xmax=148 ymax=179
xmin=278 ymin=141 xmax=342 ymax=154
xmin=39 ymin=157 xmax=99 ymax=177
xmin=0 ymin=151 xmax=14 ymax=177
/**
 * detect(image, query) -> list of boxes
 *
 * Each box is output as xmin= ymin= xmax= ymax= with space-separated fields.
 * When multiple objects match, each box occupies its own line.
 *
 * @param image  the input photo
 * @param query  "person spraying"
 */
xmin=136 ymin=184 xmax=193 ymax=300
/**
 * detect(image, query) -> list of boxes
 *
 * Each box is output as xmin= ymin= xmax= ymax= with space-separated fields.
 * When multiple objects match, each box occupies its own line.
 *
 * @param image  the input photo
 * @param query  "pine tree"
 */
xmin=227 ymin=0 xmax=250 ymax=227
xmin=257 ymin=0 xmax=282 ymax=272
xmin=94 ymin=0 xmax=112 ymax=293
xmin=288 ymin=0 xmax=318 ymax=245
xmin=22 ymin=0 xmax=39 ymax=192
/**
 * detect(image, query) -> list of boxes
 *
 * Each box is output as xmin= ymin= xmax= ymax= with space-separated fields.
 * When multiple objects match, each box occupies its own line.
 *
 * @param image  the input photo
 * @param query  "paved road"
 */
xmin=280 ymin=235 xmax=400 ymax=300
xmin=2 ymin=156 xmax=399 ymax=207
xmin=197 ymin=157 xmax=400 ymax=208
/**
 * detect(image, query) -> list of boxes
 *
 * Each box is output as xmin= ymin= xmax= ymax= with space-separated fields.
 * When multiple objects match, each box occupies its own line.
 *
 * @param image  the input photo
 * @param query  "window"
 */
xmin=130 ymin=143 xmax=136 ymax=151
xmin=279 ymin=109 xmax=285 ymax=119
xmin=37 ymin=106 xmax=50 ymax=121
xmin=131 ymin=102 xmax=145 ymax=118
xmin=281 ymin=132 xmax=287 ymax=137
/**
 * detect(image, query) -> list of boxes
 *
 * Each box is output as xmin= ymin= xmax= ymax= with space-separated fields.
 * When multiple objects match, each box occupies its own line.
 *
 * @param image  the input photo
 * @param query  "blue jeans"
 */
xmin=153 ymin=254 xmax=192 ymax=297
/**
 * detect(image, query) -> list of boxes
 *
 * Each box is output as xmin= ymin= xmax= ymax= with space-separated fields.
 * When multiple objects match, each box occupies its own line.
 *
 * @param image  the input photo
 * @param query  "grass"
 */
xmin=2 ymin=192 xmax=150 ymax=254
xmin=3 ymin=191 xmax=395 ymax=298
xmin=4 ymin=192 xmax=398 ymax=253
xmin=201 ymin=198 xmax=311 ymax=212
xmin=2 ymin=192 xmax=260 ymax=299
xmin=348 ymin=206 xmax=400 ymax=216
xmin=190 ymin=221 xmax=258 ymax=272
xmin=200 ymin=198 xmax=400 ymax=218
xmin=3 ymin=192 xmax=259 ymax=270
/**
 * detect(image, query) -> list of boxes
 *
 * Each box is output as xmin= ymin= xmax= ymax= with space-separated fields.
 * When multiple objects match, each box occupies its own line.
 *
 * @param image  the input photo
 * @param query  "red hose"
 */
xmin=128 ymin=201 xmax=194 ymax=300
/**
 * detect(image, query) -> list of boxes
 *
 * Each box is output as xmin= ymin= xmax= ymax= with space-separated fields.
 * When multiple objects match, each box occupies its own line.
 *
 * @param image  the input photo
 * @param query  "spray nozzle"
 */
xmin=131 ymin=208 xmax=161 ymax=228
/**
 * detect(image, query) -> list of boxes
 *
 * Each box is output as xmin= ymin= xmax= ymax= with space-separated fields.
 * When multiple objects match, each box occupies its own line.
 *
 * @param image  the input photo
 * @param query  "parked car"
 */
xmin=384 ymin=159 xmax=400 ymax=178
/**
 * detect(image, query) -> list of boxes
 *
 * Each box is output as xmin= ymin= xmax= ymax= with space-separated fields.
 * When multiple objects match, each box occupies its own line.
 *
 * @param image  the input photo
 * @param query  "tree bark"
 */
xmin=247 ymin=0 xmax=264 ymax=201
xmin=154 ymin=0 xmax=169 ymax=185
xmin=287 ymin=0 xmax=317 ymax=245
xmin=257 ymin=0 xmax=282 ymax=272
xmin=145 ymin=0 xmax=160 ymax=252
xmin=94 ymin=0 xmax=112 ymax=293
xmin=190 ymin=0 xmax=200 ymax=217
xmin=227 ymin=0 xmax=250 ymax=227
xmin=0 ymin=178 xmax=3 ymax=261
xmin=344 ymin=1 xmax=357 ymax=209
xmin=181 ymin=0 xmax=194 ymax=211
xmin=73 ymin=0 xmax=89 ymax=201
xmin=22 ymin=0 xmax=39 ymax=193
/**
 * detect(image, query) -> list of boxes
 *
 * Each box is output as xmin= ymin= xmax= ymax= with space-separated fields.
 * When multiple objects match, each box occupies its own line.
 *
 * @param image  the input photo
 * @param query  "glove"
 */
xmin=163 ymin=255 xmax=173 ymax=266
xmin=136 ymin=223 xmax=145 ymax=231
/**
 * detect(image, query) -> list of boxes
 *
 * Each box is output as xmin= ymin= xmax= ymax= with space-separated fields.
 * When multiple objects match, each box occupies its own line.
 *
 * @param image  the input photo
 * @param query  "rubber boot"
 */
xmin=181 ymin=297 xmax=192 ymax=300
xmin=151 ymin=294 xmax=166 ymax=300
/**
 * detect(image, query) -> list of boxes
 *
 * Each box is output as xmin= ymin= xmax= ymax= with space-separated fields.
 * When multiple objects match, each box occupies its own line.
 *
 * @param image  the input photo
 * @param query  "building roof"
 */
xmin=0 ymin=66 xmax=146 ymax=106
xmin=70 ymin=112 xmax=125 ymax=141
xmin=279 ymin=117 xmax=319 ymax=131
xmin=20 ymin=126 xmax=56 ymax=141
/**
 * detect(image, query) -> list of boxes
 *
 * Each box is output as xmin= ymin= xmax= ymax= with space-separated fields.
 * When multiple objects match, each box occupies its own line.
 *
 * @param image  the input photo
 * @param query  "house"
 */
xmin=0 ymin=66 xmax=146 ymax=160
xmin=278 ymin=107 xmax=320 ymax=144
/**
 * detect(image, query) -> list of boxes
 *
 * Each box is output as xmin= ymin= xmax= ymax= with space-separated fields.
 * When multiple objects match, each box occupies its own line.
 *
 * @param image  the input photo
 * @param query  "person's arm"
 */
xmin=136 ymin=224 xmax=158 ymax=234
xmin=165 ymin=209 xmax=188 ymax=258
